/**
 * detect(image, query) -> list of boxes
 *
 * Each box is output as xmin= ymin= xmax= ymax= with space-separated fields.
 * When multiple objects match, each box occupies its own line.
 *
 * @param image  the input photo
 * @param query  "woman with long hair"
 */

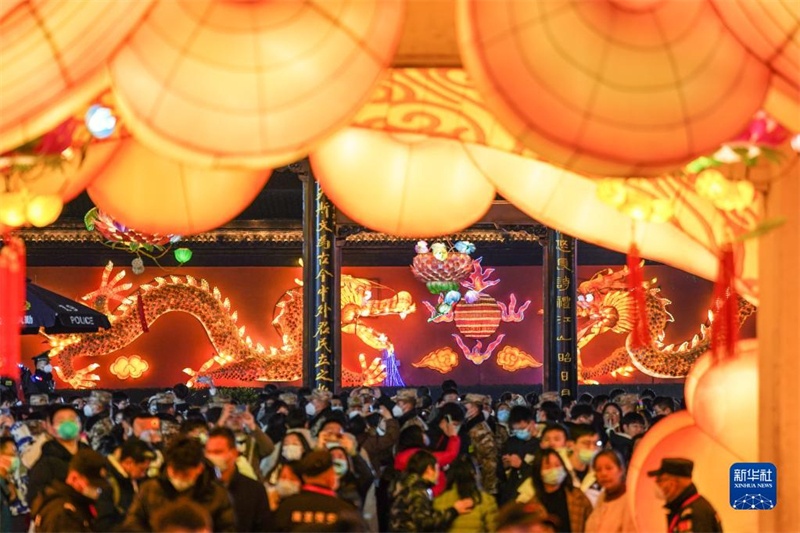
xmin=434 ymin=455 xmax=498 ymax=532
xmin=530 ymin=448 xmax=593 ymax=533
xmin=389 ymin=450 xmax=474 ymax=532
xmin=585 ymin=450 xmax=636 ymax=532
xmin=264 ymin=430 xmax=312 ymax=510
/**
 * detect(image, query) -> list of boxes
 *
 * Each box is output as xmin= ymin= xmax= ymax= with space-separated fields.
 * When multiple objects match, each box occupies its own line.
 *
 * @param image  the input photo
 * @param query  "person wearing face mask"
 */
xmin=648 ymin=458 xmax=722 ymax=533
xmin=305 ymin=389 xmax=334 ymax=436
xmin=390 ymin=388 xmax=427 ymax=433
xmin=358 ymin=403 xmax=399 ymax=474
xmin=205 ymin=427 xmax=271 ymax=532
xmin=0 ymin=436 xmax=22 ymax=532
xmin=390 ymin=450 xmax=474 ymax=532
xmin=94 ymin=438 xmax=156 ymax=531
xmin=29 ymin=449 xmax=109 ymax=533
xmin=265 ymin=430 xmax=312 ymax=510
xmin=216 ymin=402 xmax=275 ymax=482
xmin=130 ymin=414 xmax=164 ymax=478
xmin=26 ymin=405 xmax=90 ymax=506
xmin=274 ymin=449 xmax=364 ymax=532
xmin=494 ymin=401 xmax=511 ymax=446
xmin=459 ymin=394 xmax=499 ymax=495
xmin=585 ymin=450 xmax=636 ymax=533
xmin=83 ymin=390 xmax=115 ymax=454
xmin=530 ymin=449 xmax=592 ymax=533
xmin=124 ymin=437 xmax=236 ymax=532
xmin=563 ymin=424 xmax=602 ymax=507
xmin=498 ymin=405 xmax=540 ymax=506
xmin=21 ymin=353 xmax=56 ymax=398
xmin=328 ymin=445 xmax=362 ymax=510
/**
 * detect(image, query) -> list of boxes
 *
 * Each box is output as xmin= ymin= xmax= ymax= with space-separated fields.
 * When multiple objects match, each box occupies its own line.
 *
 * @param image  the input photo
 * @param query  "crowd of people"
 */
xmin=0 ymin=374 xmax=723 ymax=533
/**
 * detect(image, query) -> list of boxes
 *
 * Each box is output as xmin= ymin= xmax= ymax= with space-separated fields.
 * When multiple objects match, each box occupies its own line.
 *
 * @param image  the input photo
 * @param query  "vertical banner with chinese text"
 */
xmin=543 ymin=230 xmax=577 ymax=399
xmin=302 ymin=171 xmax=336 ymax=390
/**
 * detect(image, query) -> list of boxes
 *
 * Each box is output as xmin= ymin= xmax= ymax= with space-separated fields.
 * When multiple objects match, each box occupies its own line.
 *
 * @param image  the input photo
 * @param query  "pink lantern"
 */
xmin=456 ymin=0 xmax=772 ymax=177
xmin=0 ymin=0 xmax=153 ymax=152
xmin=109 ymin=0 xmax=404 ymax=169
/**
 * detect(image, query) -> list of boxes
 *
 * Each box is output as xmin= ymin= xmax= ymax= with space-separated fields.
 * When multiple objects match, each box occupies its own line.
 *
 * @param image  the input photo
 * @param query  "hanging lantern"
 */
xmin=87 ymin=139 xmax=270 ymax=236
xmin=0 ymin=0 xmax=154 ymax=152
xmin=710 ymin=0 xmax=799 ymax=91
xmin=109 ymin=0 xmax=404 ymax=169
xmin=0 ymin=235 xmax=25 ymax=381
xmin=456 ymin=0 xmax=771 ymax=177
xmin=627 ymin=411 xmax=758 ymax=533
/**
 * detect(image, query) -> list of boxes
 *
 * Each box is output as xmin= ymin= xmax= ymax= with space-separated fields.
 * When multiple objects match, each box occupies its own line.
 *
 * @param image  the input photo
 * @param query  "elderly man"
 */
xmin=649 ymin=458 xmax=722 ymax=533
xmin=306 ymin=389 xmax=333 ymax=436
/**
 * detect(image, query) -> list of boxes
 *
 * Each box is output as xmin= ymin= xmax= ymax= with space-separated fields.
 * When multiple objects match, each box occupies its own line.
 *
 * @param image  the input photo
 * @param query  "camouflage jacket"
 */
xmin=463 ymin=415 xmax=499 ymax=494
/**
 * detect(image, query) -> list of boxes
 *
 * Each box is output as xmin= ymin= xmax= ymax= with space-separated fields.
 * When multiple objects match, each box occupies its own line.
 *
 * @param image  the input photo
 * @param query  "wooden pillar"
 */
xmin=543 ymin=229 xmax=578 ymax=399
xmin=299 ymin=162 xmax=336 ymax=391
xmin=758 ymin=169 xmax=800 ymax=531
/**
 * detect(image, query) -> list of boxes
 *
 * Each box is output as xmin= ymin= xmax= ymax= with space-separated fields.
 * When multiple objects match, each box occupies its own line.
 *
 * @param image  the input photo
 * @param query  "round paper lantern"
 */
xmin=689 ymin=339 xmax=758 ymax=459
xmin=628 ymin=411 xmax=757 ymax=533
xmin=87 ymin=139 xmax=270 ymax=236
xmin=109 ymin=0 xmax=404 ymax=169
xmin=310 ymin=128 xmax=495 ymax=237
xmin=683 ymin=351 xmax=714 ymax=415
xmin=456 ymin=0 xmax=772 ymax=177
xmin=764 ymin=77 xmax=800 ymax=132
xmin=0 ymin=0 xmax=153 ymax=152
xmin=711 ymin=0 xmax=799 ymax=90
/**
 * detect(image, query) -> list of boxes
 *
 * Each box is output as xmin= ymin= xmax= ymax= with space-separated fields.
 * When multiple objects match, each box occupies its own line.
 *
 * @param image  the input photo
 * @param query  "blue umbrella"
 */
xmin=23 ymin=280 xmax=111 ymax=334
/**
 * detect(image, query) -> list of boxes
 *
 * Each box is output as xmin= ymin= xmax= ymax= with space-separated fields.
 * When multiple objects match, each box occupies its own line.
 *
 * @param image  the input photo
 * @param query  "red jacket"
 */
xmin=393 ymin=435 xmax=460 ymax=496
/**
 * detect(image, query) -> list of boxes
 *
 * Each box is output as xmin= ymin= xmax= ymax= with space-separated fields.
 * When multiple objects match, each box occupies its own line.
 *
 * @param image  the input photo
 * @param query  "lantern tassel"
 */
xmin=627 ymin=244 xmax=651 ymax=349
xmin=711 ymin=244 xmax=737 ymax=360
xmin=0 ymin=235 xmax=26 ymax=383
xmin=136 ymin=288 xmax=149 ymax=333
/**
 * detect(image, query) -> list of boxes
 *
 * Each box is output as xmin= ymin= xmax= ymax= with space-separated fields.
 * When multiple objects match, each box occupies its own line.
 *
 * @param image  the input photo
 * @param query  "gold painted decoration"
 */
xmin=412 ymin=347 xmax=459 ymax=374
xmin=496 ymin=346 xmax=543 ymax=372
xmin=110 ymin=355 xmax=149 ymax=380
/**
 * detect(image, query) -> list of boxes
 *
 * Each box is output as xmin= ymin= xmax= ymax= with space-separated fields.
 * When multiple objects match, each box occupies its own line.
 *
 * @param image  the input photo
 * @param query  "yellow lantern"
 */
xmin=109 ymin=0 xmax=404 ymax=169
xmin=0 ymin=0 xmax=153 ymax=152
xmin=25 ymin=194 xmax=63 ymax=228
xmin=87 ymin=139 xmax=270 ymax=236
xmin=0 ymin=192 xmax=27 ymax=228
xmin=456 ymin=0 xmax=772 ymax=177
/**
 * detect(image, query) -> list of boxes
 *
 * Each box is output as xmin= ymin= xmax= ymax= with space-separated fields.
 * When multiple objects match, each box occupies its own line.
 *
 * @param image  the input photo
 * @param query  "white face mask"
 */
xmin=376 ymin=426 xmax=386 ymax=437
xmin=348 ymin=411 xmax=360 ymax=419
xmin=392 ymin=405 xmax=404 ymax=418
xmin=282 ymin=444 xmax=303 ymax=462
xmin=331 ymin=406 xmax=343 ymax=412
xmin=305 ymin=403 xmax=317 ymax=417
xmin=654 ymin=483 xmax=666 ymax=501
xmin=43 ymin=364 xmax=53 ymax=374
xmin=83 ymin=405 xmax=94 ymax=417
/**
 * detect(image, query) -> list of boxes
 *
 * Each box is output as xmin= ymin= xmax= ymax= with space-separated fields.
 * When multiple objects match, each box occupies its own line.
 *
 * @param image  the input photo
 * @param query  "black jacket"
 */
xmin=665 ymin=484 xmax=723 ymax=533
xmin=273 ymin=484 xmax=359 ymax=532
xmin=123 ymin=468 xmax=236 ymax=532
xmin=27 ymin=439 xmax=91 ymax=506
xmin=30 ymin=480 xmax=96 ymax=533
xmin=226 ymin=468 xmax=271 ymax=532
xmin=497 ymin=435 xmax=540 ymax=505
xmin=94 ymin=458 xmax=138 ymax=532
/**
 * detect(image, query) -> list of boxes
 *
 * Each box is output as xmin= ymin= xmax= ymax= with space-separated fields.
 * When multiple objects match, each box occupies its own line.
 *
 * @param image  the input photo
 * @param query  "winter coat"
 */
xmin=122 ymin=468 xmax=236 ymax=532
xmin=29 ymin=481 xmax=95 ymax=533
xmin=393 ymin=435 xmax=460 ymax=497
xmin=460 ymin=414 xmax=499 ymax=494
xmin=26 ymin=440 xmax=90 ymax=507
xmin=389 ymin=473 xmax=457 ymax=533
xmin=434 ymin=486 xmax=498 ymax=533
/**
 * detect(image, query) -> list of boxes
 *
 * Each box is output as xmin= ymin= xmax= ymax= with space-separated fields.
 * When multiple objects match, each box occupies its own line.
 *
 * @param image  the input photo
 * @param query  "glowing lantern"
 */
xmin=109 ymin=0 xmax=404 ymax=168
xmin=683 ymin=351 xmax=714 ymax=415
xmin=0 ymin=192 xmax=27 ymax=228
xmin=87 ymin=139 xmax=270 ymax=236
xmin=764 ymin=77 xmax=800 ymax=131
xmin=456 ymin=0 xmax=771 ymax=177
xmin=25 ymin=194 xmax=63 ymax=228
xmin=0 ymin=0 xmax=153 ymax=152
xmin=628 ymin=411 xmax=758 ymax=533
xmin=174 ymin=248 xmax=193 ymax=265
xmin=710 ymin=0 xmax=799 ymax=91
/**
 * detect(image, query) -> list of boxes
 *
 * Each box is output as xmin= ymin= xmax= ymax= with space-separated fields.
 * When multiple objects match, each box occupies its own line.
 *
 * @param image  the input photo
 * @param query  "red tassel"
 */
xmin=711 ymin=244 xmax=737 ymax=360
xmin=627 ymin=244 xmax=651 ymax=349
xmin=136 ymin=288 xmax=149 ymax=333
xmin=0 ymin=235 xmax=26 ymax=381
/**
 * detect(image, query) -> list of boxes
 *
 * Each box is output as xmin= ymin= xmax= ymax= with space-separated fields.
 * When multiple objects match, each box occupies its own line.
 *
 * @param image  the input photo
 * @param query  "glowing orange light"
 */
xmin=110 ymin=355 xmax=149 ymax=380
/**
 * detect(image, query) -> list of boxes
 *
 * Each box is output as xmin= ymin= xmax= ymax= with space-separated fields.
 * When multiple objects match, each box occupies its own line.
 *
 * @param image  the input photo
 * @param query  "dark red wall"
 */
xmin=21 ymin=263 xmax=755 ymax=390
